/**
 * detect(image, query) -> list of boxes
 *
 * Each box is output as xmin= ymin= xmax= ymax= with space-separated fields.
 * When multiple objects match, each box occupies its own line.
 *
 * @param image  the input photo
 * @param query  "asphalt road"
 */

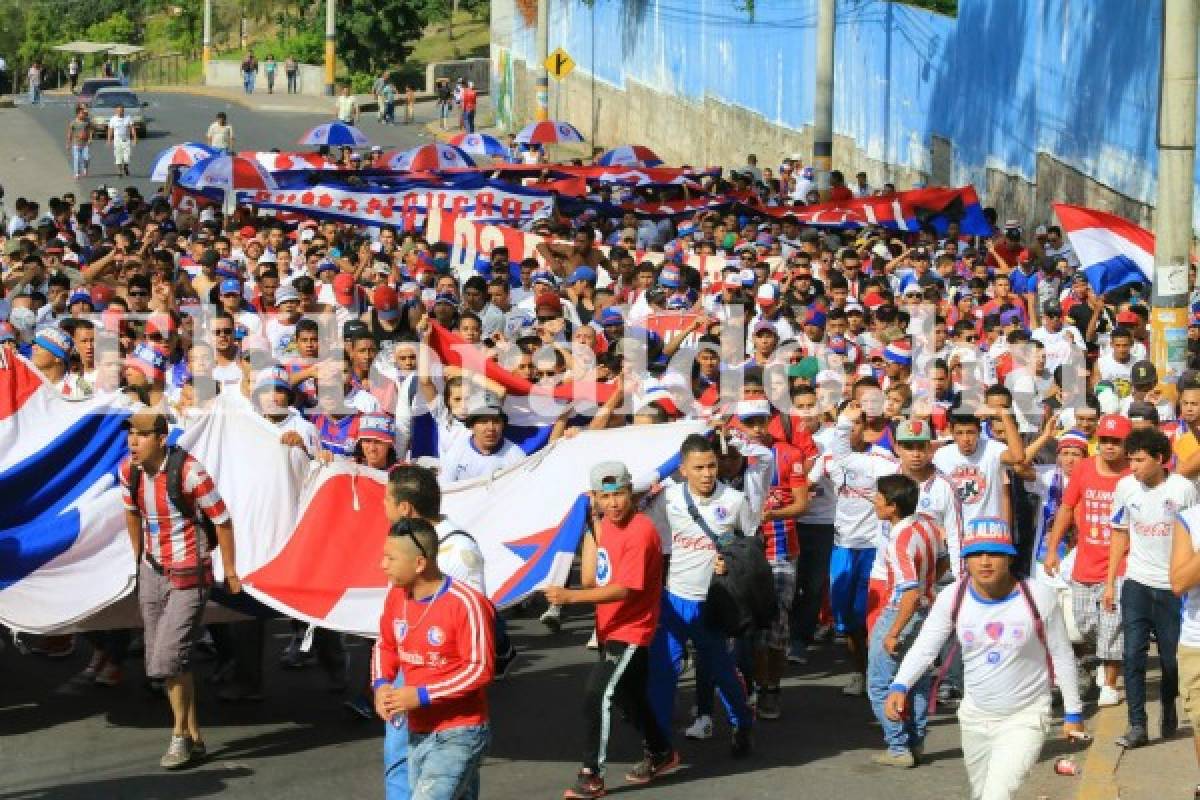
xmin=8 ymin=90 xmax=435 ymax=203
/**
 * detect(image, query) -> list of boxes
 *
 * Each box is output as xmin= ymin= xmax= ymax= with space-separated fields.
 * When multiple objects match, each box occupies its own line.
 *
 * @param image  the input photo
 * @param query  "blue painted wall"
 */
xmin=501 ymin=0 xmax=1184 ymax=214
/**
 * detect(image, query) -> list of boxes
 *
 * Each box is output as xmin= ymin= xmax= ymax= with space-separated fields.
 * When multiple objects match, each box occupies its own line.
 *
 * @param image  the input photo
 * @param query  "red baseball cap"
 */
xmin=373 ymin=285 xmax=400 ymax=320
xmin=332 ymin=273 xmax=356 ymax=306
xmin=534 ymin=293 xmax=563 ymax=315
xmin=1097 ymin=413 xmax=1132 ymax=440
xmin=239 ymin=225 xmax=257 ymax=239
xmin=1116 ymin=310 xmax=1140 ymax=325
xmin=145 ymin=311 xmax=177 ymax=338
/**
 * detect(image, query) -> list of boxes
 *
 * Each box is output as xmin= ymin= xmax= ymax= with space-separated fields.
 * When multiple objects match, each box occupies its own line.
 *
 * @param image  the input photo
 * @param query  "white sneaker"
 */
xmin=540 ymin=605 xmax=562 ymax=633
xmin=685 ymin=714 xmax=714 ymax=740
xmin=1098 ymin=685 xmax=1122 ymax=707
xmin=586 ymin=630 xmax=599 ymax=650
xmin=842 ymin=673 xmax=866 ymax=697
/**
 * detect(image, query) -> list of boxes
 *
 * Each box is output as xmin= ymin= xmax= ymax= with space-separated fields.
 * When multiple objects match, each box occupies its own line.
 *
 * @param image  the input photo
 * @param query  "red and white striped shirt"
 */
xmin=372 ymin=577 xmax=495 ymax=734
xmin=879 ymin=513 xmax=942 ymax=609
xmin=119 ymin=453 xmax=230 ymax=572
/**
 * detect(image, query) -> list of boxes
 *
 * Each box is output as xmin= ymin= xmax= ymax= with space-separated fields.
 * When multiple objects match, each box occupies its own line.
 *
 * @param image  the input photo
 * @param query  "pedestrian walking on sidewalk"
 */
xmin=264 ymin=55 xmax=278 ymax=94
xmin=285 ymin=56 xmax=298 ymax=93
xmin=66 ymin=105 xmax=92 ymax=179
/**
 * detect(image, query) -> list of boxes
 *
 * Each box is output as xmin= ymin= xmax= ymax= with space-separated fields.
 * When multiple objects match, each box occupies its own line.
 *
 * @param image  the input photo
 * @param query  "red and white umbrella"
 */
xmin=596 ymin=145 xmax=663 ymax=167
xmin=446 ymin=132 xmax=510 ymax=159
xmin=386 ymin=143 xmax=476 ymax=171
xmin=179 ymin=155 xmax=278 ymax=212
xmin=514 ymin=120 xmax=586 ymax=145
xmin=149 ymin=142 xmax=218 ymax=182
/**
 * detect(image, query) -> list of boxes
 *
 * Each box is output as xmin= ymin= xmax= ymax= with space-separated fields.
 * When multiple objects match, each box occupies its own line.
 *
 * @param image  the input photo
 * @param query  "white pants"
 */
xmin=958 ymin=696 xmax=1051 ymax=800
xmin=113 ymin=139 xmax=132 ymax=165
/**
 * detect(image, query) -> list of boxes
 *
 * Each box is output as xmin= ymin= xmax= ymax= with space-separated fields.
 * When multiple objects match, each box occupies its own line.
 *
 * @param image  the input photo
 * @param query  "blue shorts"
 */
xmin=829 ymin=545 xmax=875 ymax=634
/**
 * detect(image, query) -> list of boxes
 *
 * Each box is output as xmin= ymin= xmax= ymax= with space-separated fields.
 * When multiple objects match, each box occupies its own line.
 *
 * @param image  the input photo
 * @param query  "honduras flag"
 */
xmin=1054 ymin=203 xmax=1153 ymax=295
xmin=0 ymin=353 xmax=135 ymax=633
xmin=243 ymin=420 xmax=702 ymax=634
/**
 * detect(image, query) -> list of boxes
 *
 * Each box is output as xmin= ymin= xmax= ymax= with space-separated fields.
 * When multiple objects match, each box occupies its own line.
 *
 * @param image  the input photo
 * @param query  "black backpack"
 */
xmin=129 ymin=446 xmax=217 ymax=554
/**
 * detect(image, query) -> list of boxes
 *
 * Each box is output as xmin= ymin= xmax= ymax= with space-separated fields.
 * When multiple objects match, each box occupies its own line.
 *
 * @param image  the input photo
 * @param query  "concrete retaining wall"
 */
xmin=205 ymin=60 xmax=327 ymax=96
xmin=425 ymin=58 xmax=490 ymax=94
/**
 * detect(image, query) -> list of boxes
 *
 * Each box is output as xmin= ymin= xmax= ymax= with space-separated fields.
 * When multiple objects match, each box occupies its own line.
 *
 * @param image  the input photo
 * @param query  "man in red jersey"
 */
xmin=1044 ymin=413 xmax=1132 ymax=707
xmin=545 ymin=461 xmax=675 ymax=799
xmin=373 ymin=517 xmax=495 ymax=800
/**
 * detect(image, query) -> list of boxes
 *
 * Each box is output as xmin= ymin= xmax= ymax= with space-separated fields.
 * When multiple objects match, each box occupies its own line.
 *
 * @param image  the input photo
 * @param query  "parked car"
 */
xmin=89 ymin=88 xmax=149 ymax=137
xmin=77 ymin=78 xmax=122 ymax=105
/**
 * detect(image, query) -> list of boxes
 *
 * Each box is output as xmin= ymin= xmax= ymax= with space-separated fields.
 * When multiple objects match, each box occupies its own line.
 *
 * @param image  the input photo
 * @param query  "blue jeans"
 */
xmin=243 ymin=72 xmax=256 ymax=93
xmin=463 ymin=110 xmax=475 ymax=133
xmin=71 ymin=145 xmax=89 ymax=175
xmin=29 ymin=85 xmax=41 ymax=105
xmin=383 ymin=674 xmax=410 ymax=800
xmin=647 ymin=591 xmax=753 ymax=739
xmin=867 ymin=605 xmax=931 ymax=754
xmin=407 ymin=723 xmax=490 ymax=800
xmin=1121 ymin=578 xmax=1181 ymax=728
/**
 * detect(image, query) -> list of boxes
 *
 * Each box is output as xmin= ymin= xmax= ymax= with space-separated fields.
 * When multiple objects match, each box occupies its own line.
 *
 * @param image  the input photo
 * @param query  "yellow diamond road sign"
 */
xmin=545 ymin=48 xmax=575 ymax=80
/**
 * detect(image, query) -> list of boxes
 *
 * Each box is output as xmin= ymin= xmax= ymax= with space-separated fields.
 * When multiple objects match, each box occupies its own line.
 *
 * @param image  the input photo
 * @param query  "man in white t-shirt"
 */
xmin=206 ymin=112 xmax=235 ymax=154
xmin=1031 ymin=300 xmax=1084 ymax=373
xmin=1107 ymin=427 xmax=1199 ymax=749
xmin=932 ymin=408 xmax=1025 ymax=535
xmin=107 ymin=105 xmax=137 ymax=178
xmin=335 ymin=85 xmax=359 ymax=124
xmin=1169 ymin=503 xmax=1200 ymax=783
xmin=438 ymin=393 xmax=524 ymax=484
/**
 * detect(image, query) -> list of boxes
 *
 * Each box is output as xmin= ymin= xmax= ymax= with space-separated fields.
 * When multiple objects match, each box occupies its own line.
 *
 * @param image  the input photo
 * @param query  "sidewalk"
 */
xmin=126 ymin=84 xmax=339 ymax=115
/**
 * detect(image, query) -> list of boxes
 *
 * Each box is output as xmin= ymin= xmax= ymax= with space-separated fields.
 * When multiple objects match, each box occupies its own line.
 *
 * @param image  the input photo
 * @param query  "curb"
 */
xmin=1076 ymin=702 xmax=1126 ymax=799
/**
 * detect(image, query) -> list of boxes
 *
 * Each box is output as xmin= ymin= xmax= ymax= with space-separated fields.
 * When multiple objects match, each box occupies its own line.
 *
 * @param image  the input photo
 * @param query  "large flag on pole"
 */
xmin=1054 ymin=203 xmax=1154 ymax=294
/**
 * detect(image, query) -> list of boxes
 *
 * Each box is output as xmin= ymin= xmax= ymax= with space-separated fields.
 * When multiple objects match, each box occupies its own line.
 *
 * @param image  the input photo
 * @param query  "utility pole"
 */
xmin=202 ymin=0 xmax=212 ymax=72
xmin=813 ymin=0 xmax=835 ymax=198
xmin=324 ymin=0 xmax=336 ymax=96
xmin=1151 ymin=0 xmax=1197 ymax=386
xmin=535 ymin=0 xmax=549 ymax=121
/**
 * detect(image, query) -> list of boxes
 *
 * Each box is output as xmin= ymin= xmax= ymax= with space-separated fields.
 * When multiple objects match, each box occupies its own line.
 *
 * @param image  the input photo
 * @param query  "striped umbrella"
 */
xmin=447 ymin=132 xmax=509 ymax=159
xmin=514 ymin=120 xmax=586 ymax=145
xmin=595 ymin=145 xmax=663 ymax=168
xmin=149 ymin=142 xmax=218 ymax=182
xmin=387 ymin=143 xmax=476 ymax=171
xmin=179 ymin=155 xmax=278 ymax=213
xmin=297 ymin=121 xmax=371 ymax=147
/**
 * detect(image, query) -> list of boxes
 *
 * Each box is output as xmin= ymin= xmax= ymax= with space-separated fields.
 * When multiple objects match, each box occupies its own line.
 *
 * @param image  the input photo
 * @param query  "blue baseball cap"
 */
xmin=219 ymin=278 xmax=242 ymax=296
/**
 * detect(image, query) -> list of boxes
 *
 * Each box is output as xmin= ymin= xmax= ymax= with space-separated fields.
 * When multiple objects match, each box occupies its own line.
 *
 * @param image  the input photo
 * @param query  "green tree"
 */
xmin=336 ymin=0 xmax=428 ymax=75
xmin=86 ymin=12 xmax=138 ymax=44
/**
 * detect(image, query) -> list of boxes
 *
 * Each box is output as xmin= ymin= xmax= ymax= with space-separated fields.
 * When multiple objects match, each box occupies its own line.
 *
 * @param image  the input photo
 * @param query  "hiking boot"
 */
xmin=563 ymin=769 xmax=606 ymax=798
xmin=625 ymin=749 xmax=680 ymax=784
xmin=872 ymin=749 xmax=916 ymax=768
xmin=160 ymin=734 xmax=194 ymax=769
xmin=757 ymin=688 xmax=782 ymax=720
xmin=684 ymin=714 xmax=713 ymax=740
xmin=1115 ymin=726 xmax=1149 ymax=749
xmin=731 ymin=725 xmax=753 ymax=758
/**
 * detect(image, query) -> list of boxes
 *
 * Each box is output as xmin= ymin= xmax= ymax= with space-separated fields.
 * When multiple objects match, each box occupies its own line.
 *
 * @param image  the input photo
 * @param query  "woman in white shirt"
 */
xmin=885 ymin=521 xmax=1084 ymax=800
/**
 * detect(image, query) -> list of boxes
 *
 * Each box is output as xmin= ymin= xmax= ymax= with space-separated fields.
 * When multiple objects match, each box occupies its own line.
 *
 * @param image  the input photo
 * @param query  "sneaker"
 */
xmin=625 ymin=749 xmax=680 ymax=784
xmin=1115 ymin=725 xmax=1149 ymax=749
xmin=94 ymin=663 xmax=122 ymax=687
xmin=731 ymin=725 xmax=753 ymax=758
xmin=684 ymin=714 xmax=714 ymax=740
xmin=563 ymin=769 xmax=606 ymax=799
xmin=343 ymin=694 xmax=374 ymax=720
xmin=541 ymin=605 xmax=563 ymax=633
xmin=842 ymin=673 xmax=866 ymax=697
xmin=872 ymin=749 xmax=916 ymax=768
xmin=758 ymin=688 xmax=782 ymax=720
xmin=1163 ymin=706 xmax=1179 ymax=740
xmin=160 ymin=734 xmax=194 ymax=770
xmin=218 ymin=683 xmax=265 ymax=703
xmin=787 ymin=643 xmax=808 ymax=665
xmin=280 ymin=647 xmax=312 ymax=670
xmin=1098 ymin=685 xmax=1121 ymax=707
xmin=586 ymin=631 xmax=599 ymax=650
xmin=495 ymin=646 xmax=520 ymax=681
xmin=81 ymin=650 xmax=106 ymax=680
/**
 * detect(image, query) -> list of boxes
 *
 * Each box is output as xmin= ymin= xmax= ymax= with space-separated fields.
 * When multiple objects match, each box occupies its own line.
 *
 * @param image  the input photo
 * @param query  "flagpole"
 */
xmin=1151 ymin=0 xmax=1196 ymax=388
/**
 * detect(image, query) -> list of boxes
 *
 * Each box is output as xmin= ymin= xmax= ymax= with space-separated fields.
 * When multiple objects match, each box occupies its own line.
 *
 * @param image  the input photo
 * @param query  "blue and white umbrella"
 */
xmin=447 ymin=132 xmax=509 ymax=159
xmin=297 ymin=121 xmax=371 ymax=148
xmin=149 ymin=142 xmax=218 ymax=182
xmin=179 ymin=155 xmax=277 ymax=213
xmin=595 ymin=145 xmax=664 ymax=168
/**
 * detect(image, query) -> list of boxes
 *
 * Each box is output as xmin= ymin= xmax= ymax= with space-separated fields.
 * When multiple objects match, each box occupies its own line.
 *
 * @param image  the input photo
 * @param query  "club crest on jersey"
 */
xmin=714 ymin=506 xmax=729 ymax=522
xmin=920 ymin=497 xmax=932 ymax=509
xmin=427 ymin=626 xmax=445 ymax=646
xmin=986 ymin=650 xmax=1002 ymax=665
xmin=596 ymin=549 xmax=612 ymax=586
xmin=949 ymin=466 xmax=987 ymax=505
xmin=393 ymin=620 xmax=409 ymax=641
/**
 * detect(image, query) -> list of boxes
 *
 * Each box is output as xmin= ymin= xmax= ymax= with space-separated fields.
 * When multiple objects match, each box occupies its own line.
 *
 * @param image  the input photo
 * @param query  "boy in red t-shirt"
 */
xmin=544 ymin=461 xmax=675 ymax=799
xmin=1044 ymin=413 xmax=1132 ymax=704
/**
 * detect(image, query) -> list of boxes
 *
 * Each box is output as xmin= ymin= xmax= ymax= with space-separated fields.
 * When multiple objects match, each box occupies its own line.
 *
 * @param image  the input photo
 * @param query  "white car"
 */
xmin=89 ymin=87 xmax=149 ymax=137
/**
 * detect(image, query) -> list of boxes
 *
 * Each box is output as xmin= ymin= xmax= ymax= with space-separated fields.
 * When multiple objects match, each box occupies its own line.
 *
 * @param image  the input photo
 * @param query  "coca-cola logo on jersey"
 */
xmin=1133 ymin=521 xmax=1173 ymax=539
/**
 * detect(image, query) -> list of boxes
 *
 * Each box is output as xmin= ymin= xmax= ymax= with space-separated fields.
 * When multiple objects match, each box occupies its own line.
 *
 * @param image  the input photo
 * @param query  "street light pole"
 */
xmin=813 ymin=0 xmax=835 ymax=197
xmin=535 ymin=0 xmax=549 ymax=122
xmin=1151 ymin=0 xmax=1197 ymax=385
xmin=202 ymin=0 xmax=212 ymax=73
xmin=324 ymin=0 xmax=336 ymax=96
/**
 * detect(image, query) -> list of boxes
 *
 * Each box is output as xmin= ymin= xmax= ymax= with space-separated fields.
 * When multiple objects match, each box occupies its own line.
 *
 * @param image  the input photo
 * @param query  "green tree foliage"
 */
xmin=336 ymin=0 xmax=428 ymax=75
xmin=86 ymin=12 xmax=138 ymax=45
